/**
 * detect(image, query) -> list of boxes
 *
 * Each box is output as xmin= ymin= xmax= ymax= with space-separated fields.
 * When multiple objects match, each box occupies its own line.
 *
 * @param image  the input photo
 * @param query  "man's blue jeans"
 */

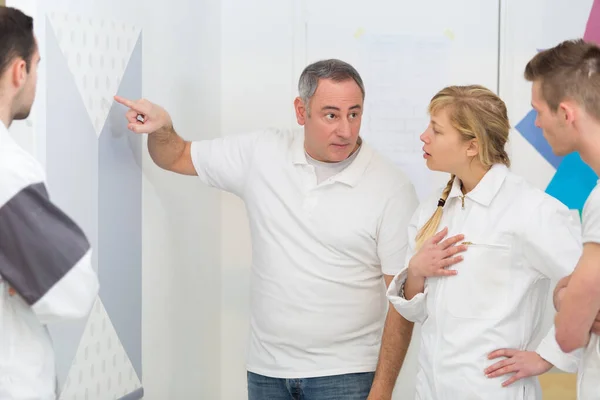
xmin=247 ymin=371 xmax=375 ymax=400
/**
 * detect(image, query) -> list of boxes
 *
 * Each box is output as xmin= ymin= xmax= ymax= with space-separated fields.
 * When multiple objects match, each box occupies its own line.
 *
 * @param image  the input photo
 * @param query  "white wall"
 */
xmin=219 ymin=1 xmax=295 ymax=398
xmin=138 ymin=1 xmax=222 ymax=398
xmin=8 ymin=0 xmax=223 ymax=398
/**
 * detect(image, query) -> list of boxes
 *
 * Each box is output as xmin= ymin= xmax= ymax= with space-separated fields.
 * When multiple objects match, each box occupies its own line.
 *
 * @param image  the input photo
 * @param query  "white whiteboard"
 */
xmin=293 ymin=0 xmax=500 ymax=200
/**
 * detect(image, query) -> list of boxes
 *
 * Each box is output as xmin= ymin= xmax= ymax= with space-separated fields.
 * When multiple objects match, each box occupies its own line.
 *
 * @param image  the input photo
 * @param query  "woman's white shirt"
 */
xmin=388 ymin=164 xmax=582 ymax=400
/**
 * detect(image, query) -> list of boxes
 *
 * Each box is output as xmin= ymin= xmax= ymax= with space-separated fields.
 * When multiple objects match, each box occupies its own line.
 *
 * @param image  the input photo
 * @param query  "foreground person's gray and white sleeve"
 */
xmin=0 ymin=166 xmax=99 ymax=324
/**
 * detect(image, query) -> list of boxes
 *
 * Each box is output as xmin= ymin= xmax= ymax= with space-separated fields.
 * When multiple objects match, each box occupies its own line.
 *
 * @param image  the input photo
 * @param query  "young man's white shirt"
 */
xmin=387 ymin=164 xmax=582 ymax=400
xmin=577 ymin=182 xmax=600 ymax=400
xmin=190 ymin=129 xmax=419 ymax=378
xmin=0 ymin=123 xmax=99 ymax=399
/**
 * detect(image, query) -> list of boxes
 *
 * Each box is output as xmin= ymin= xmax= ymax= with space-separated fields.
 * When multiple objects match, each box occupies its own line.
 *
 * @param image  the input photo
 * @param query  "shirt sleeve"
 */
xmin=0 ymin=180 xmax=99 ymax=324
xmin=522 ymin=196 xmax=582 ymax=281
xmin=536 ymin=325 xmax=581 ymax=372
xmin=582 ymin=185 xmax=600 ymax=244
xmin=385 ymin=205 xmax=429 ymax=324
xmin=377 ymin=182 xmax=419 ymax=276
xmin=190 ymin=130 xmax=267 ymax=197
xmin=522 ymin=196 xmax=583 ymax=371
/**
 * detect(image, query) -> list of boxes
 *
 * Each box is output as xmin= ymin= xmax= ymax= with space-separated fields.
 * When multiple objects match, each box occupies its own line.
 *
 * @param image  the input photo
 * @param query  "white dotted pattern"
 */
xmin=58 ymin=298 xmax=142 ymax=400
xmin=47 ymin=12 xmax=141 ymax=136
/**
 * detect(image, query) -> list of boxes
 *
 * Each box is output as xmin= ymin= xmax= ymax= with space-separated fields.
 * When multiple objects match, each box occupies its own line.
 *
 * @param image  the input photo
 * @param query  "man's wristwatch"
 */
xmin=399 ymin=280 xmax=406 ymax=299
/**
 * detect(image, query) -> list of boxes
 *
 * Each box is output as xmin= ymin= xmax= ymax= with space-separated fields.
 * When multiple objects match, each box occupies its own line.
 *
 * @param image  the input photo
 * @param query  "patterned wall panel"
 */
xmin=45 ymin=11 xmax=143 ymax=400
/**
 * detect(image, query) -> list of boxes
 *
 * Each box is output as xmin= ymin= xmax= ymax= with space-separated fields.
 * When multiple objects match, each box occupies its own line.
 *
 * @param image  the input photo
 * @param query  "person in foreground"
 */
xmin=386 ymin=84 xmax=581 ymax=399
xmin=526 ymin=39 xmax=600 ymax=399
xmin=115 ymin=59 xmax=419 ymax=400
xmin=0 ymin=6 xmax=99 ymax=399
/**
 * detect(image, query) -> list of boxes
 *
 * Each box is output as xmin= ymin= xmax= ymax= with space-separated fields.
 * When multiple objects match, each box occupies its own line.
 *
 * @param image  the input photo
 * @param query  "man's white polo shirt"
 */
xmin=191 ymin=129 xmax=418 ymax=378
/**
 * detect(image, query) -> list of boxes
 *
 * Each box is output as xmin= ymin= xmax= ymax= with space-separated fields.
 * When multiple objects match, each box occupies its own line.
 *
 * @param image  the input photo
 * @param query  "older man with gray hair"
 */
xmin=116 ymin=59 xmax=419 ymax=400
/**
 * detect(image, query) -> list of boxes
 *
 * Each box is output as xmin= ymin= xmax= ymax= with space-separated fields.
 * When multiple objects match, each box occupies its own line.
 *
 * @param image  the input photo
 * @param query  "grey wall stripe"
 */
xmin=0 ymin=182 xmax=90 ymax=305
xmin=118 ymin=387 xmax=144 ymax=400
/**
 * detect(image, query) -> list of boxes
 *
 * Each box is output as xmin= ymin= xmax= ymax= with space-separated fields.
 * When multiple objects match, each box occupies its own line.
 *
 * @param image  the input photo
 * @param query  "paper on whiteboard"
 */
xmin=359 ymin=34 xmax=452 ymax=199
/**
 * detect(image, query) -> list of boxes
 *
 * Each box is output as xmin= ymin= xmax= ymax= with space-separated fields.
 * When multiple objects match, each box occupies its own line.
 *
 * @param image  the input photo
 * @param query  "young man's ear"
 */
xmin=558 ymin=101 xmax=576 ymax=125
xmin=10 ymin=58 xmax=28 ymax=89
xmin=294 ymin=97 xmax=308 ymax=126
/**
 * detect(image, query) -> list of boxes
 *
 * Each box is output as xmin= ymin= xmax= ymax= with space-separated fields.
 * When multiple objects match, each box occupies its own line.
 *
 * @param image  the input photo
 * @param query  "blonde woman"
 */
xmin=387 ymin=85 xmax=581 ymax=399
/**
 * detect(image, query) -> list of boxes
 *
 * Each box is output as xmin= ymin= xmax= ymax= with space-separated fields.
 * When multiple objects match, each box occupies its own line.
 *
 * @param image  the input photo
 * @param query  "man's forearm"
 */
xmin=369 ymin=307 xmax=414 ymax=398
xmin=148 ymin=127 xmax=186 ymax=170
xmin=553 ymin=275 xmax=571 ymax=311
xmin=554 ymin=287 xmax=566 ymax=312
xmin=556 ymin=271 xmax=600 ymax=352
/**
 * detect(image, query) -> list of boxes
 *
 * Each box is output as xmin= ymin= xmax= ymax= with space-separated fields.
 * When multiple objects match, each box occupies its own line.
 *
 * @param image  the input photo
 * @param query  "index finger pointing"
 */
xmin=114 ymin=95 xmax=138 ymax=110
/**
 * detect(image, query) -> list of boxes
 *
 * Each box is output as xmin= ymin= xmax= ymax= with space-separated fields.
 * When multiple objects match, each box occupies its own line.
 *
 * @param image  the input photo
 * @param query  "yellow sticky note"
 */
xmin=354 ymin=27 xmax=365 ymax=39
